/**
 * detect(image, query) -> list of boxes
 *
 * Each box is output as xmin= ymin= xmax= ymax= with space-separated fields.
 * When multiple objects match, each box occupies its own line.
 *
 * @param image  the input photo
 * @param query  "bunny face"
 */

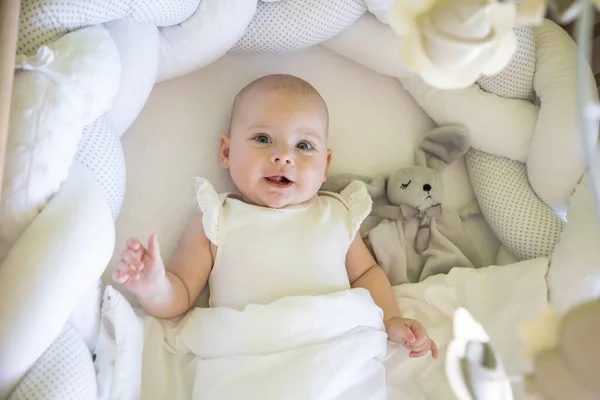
xmin=387 ymin=166 xmax=443 ymax=211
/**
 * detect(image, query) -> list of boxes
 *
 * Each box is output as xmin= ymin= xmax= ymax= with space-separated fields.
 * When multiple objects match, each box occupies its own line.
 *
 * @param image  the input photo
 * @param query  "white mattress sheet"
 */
xmin=105 ymin=46 xmax=500 ymax=300
xmin=123 ymin=259 xmax=548 ymax=400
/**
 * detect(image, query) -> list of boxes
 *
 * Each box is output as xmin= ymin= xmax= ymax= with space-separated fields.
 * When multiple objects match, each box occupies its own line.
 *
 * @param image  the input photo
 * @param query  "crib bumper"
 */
xmin=548 ymin=175 xmax=600 ymax=313
xmin=0 ymin=161 xmax=114 ymax=399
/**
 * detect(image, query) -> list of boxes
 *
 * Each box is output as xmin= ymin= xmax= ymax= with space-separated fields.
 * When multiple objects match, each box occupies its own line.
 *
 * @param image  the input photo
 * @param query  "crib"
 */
xmin=1 ymin=0 xmax=599 ymax=399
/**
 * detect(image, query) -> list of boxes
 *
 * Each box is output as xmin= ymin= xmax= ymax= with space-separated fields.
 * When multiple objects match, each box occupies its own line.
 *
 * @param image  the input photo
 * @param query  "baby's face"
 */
xmin=221 ymin=88 xmax=331 ymax=209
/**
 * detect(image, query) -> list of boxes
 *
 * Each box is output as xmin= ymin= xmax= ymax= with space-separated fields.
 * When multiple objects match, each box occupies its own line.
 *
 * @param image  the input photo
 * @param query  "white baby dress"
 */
xmin=194 ymin=178 xmax=372 ymax=310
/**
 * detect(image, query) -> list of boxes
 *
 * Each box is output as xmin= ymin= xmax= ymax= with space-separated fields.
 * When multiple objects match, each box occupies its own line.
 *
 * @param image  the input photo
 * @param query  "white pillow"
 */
xmin=9 ymin=324 xmax=96 ymax=400
xmin=231 ymin=0 xmax=367 ymax=53
xmin=156 ymin=0 xmax=258 ymax=83
xmin=0 ymin=161 xmax=114 ymax=397
xmin=104 ymin=20 xmax=160 ymax=138
xmin=527 ymin=19 xmax=598 ymax=213
xmin=0 ymin=26 xmax=120 ymax=262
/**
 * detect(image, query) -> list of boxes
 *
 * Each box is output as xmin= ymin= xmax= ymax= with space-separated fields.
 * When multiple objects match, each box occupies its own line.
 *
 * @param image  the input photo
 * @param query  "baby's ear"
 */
xmin=415 ymin=126 xmax=471 ymax=172
xmin=219 ymin=133 xmax=231 ymax=169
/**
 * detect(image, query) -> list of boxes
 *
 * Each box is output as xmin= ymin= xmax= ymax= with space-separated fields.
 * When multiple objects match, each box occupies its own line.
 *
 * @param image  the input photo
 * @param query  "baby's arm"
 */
xmin=116 ymin=214 xmax=213 ymax=319
xmin=346 ymin=235 xmax=402 ymax=322
xmin=346 ymin=235 xmax=438 ymax=359
xmin=141 ymin=214 xmax=212 ymax=318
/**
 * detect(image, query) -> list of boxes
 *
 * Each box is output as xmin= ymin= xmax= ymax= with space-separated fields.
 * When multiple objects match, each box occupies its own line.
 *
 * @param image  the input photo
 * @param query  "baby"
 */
xmin=113 ymin=74 xmax=437 ymax=359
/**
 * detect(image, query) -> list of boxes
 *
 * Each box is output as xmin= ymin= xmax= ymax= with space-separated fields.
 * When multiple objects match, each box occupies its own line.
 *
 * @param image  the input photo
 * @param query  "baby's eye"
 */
xmin=254 ymin=135 xmax=271 ymax=144
xmin=400 ymin=180 xmax=412 ymax=190
xmin=296 ymin=141 xmax=313 ymax=151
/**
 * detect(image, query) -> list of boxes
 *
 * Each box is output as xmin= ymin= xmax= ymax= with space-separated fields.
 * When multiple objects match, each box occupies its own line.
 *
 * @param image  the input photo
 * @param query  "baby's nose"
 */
xmin=272 ymin=152 xmax=294 ymax=165
xmin=423 ymin=184 xmax=432 ymax=192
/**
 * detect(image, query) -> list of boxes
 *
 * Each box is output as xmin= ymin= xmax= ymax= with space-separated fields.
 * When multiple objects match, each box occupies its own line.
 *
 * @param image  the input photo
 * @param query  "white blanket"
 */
xmin=384 ymin=259 xmax=549 ymax=400
xmin=100 ymin=259 xmax=549 ymax=400
xmin=140 ymin=288 xmax=388 ymax=400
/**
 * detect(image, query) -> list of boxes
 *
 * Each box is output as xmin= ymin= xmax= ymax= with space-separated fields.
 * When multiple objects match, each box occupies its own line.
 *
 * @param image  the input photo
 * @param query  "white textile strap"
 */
xmin=14 ymin=46 xmax=66 ymax=84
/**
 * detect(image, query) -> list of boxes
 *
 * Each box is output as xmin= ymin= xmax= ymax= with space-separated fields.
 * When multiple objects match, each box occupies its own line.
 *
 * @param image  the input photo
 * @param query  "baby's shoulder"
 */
xmin=319 ymin=180 xmax=372 ymax=233
xmin=319 ymin=180 xmax=371 ymax=209
xmin=194 ymin=177 xmax=225 ymax=246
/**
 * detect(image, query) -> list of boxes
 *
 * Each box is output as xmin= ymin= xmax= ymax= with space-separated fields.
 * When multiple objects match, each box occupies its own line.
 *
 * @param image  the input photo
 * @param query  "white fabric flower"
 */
xmin=389 ymin=0 xmax=518 ymax=89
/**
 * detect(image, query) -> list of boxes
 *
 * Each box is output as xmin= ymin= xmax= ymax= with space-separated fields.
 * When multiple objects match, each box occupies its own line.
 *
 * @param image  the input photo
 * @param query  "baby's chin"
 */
xmin=251 ymin=191 xmax=313 ymax=209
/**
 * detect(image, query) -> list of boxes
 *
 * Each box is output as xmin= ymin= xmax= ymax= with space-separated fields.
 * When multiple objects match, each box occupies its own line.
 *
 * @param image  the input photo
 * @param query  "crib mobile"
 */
xmin=0 ymin=0 xmax=599 ymax=399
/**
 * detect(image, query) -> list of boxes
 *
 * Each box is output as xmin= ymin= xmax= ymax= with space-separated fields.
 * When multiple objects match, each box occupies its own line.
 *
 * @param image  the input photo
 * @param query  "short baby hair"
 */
xmin=229 ymin=74 xmax=328 ymax=133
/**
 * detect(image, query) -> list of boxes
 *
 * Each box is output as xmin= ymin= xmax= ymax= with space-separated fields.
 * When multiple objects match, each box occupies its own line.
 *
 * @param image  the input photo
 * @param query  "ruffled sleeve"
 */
xmin=194 ymin=177 xmax=222 ymax=246
xmin=340 ymin=180 xmax=373 ymax=241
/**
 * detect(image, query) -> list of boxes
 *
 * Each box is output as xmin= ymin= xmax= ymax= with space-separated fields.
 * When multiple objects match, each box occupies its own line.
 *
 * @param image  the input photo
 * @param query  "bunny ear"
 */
xmin=415 ymin=126 xmax=471 ymax=171
xmin=321 ymin=174 xmax=387 ymax=200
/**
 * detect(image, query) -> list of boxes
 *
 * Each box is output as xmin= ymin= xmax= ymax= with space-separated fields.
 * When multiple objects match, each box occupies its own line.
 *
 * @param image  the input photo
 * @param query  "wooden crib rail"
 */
xmin=0 ymin=0 xmax=20 ymax=207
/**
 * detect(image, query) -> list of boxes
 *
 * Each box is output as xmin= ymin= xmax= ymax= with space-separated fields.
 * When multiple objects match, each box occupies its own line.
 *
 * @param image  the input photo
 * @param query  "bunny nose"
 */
xmin=423 ymin=184 xmax=432 ymax=192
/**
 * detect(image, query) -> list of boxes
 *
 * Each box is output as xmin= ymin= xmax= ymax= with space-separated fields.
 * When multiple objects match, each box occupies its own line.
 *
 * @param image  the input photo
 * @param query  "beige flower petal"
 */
xmin=391 ymin=0 xmax=518 ymax=89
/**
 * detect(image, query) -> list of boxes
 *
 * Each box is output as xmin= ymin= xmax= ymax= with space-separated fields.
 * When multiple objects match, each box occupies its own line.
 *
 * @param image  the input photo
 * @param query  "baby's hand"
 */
xmin=112 ymin=234 xmax=166 ymax=298
xmin=385 ymin=317 xmax=439 ymax=359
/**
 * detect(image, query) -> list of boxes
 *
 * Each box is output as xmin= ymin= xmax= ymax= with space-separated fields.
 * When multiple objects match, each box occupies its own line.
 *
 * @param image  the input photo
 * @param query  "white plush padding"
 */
xmin=0 ymin=162 xmax=114 ymax=399
xmin=466 ymin=149 xmax=564 ymax=261
xmin=156 ymin=0 xmax=258 ymax=83
xmin=322 ymin=13 xmax=412 ymax=79
xmin=466 ymin=23 xmax=566 ymax=261
xmin=231 ymin=0 xmax=367 ymax=53
xmin=75 ymin=117 xmax=126 ymax=221
xmin=17 ymin=0 xmax=200 ymax=56
xmin=548 ymin=175 xmax=600 ymax=314
xmin=528 ymin=19 xmax=599 ymax=214
xmin=104 ymin=20 xmax=160 ymax=137
xmin=8 ymin=324 xmax=97 ymax=400
xmin=0 ymin=26 xmax=120 ymax=262
xmin=400 ymin=76 xmax=538 ymax=162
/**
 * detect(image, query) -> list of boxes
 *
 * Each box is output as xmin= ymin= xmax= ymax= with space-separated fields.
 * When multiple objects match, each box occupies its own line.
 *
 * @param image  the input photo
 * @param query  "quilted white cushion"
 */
xmin=527 ymin=19 xmax=598 ymax=214
xmin=466 ymin=149 xmax=563 ymax=260
xmin=18 ymin=0 xmax=199 ymax=56
xmin=231 ymin=0 xmax=367 ymax=52
xmin=0 ymin=162 xmax=114 ymax=398
xmin=104 ymin=19 xmax=160 ymax=137
xmin=9 ymin=324 xmax=96 ymax=400
xmin=156 ymin=0 xmax=258 ymax=83
xmin=0 ymin=26 xmax=120 ymax=262
xmin=322 ymin=13 xmax=412 ymax=79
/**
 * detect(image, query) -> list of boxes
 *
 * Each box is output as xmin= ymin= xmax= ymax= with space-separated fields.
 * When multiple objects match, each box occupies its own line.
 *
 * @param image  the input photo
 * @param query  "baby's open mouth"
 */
xmin=265 ymin=175 xmax=293 ymax=187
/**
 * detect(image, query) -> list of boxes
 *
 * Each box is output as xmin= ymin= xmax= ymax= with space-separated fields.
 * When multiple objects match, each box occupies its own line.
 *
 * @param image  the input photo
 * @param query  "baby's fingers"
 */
xmin=409 ymin=347 xmax=431 ymax=359
xmin=127 ymin=237 xmax=142 ymax=251
xmin=114 ymin=260 xmax=142 ymax=282
xmin=430 ymin=339 xmax=439 ymax=359
xmin=121 ymin=249 xmax=143 ymax=269
xmin=112 ymin=269 xmax=130 ymax=284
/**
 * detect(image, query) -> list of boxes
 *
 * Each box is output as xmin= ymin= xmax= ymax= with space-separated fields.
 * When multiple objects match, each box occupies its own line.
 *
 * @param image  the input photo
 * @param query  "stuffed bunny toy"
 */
xmin=323 ymin=126 xmax=482 ymax=286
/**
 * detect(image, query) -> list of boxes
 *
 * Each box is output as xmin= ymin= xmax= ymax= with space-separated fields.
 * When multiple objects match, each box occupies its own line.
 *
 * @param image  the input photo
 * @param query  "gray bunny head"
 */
xmin=387 ymin=166 xmax=443 ymax=211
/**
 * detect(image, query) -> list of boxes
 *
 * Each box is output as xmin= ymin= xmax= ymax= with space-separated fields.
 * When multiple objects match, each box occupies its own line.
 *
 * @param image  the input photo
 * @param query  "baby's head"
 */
xmin=220 ymin=74 xmax=331 ymax=209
